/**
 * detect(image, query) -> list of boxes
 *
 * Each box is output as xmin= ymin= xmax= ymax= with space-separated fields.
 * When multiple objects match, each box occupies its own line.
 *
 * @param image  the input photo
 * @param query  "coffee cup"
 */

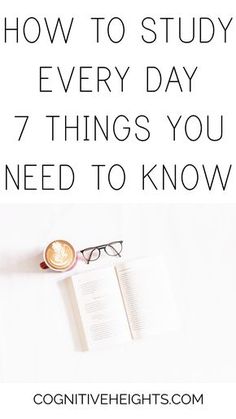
xmin=40 ymin=240 xmax=77 ymax=272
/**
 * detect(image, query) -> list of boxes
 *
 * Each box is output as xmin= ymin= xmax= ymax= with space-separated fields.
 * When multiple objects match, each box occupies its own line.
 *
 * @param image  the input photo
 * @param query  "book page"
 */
xmin=116 ymin=257 xmax=179 ymax=339
xmin=70 ymin=266 xmax=131 ymax=350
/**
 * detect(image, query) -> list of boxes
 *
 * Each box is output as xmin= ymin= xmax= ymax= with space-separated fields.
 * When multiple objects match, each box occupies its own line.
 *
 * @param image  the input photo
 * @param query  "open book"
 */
xmin=68 ymin=257 xmax=178 ymax=350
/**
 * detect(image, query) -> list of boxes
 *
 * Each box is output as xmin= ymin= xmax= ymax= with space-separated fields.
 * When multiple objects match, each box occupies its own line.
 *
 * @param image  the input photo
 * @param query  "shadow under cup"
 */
xmin=41 ymin=240 xmax=77 ymax=272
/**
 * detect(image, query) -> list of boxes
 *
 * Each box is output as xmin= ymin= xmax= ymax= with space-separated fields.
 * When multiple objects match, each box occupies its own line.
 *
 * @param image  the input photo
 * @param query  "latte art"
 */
xmin=45 ymin=240 xmax=76 ymax=271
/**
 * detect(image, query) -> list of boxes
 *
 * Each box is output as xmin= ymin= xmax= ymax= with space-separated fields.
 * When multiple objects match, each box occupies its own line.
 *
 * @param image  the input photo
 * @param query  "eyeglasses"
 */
xmin=80 ymin=240 xmax=123 ymax=264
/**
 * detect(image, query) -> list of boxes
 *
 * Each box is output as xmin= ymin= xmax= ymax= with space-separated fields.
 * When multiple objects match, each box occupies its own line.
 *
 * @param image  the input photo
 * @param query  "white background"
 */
xmin=0 ymin=382 xmax=235 ymax=419
xmin=0 ymin=203 xmax=235 ymax=383
xmin=0 ymin=0 xmax=236 ymax=203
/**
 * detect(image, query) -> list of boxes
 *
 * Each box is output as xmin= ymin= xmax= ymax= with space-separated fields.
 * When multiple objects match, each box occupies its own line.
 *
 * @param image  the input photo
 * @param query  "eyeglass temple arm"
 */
xmin=108 ymin=244 xmax=122 ymax=257
xmin=78 ymin=249 xmax=96 ymax=264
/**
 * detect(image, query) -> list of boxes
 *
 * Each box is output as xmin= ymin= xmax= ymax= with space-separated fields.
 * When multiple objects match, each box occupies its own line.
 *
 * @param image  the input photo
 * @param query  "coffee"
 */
xmin=44 ymin=240 xmax=76 ymax=271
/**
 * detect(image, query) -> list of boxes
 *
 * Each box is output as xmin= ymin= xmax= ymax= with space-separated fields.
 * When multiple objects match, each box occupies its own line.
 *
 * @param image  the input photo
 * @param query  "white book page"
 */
xmin=116 ymin=257 xmax=179 ymax=339
xmin=70 ymin=266 xmax=131 ymax=350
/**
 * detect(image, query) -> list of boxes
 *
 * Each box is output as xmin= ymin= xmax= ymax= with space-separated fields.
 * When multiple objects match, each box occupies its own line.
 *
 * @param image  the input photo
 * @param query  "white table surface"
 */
xmin=0 ymin=203 xmax=235 ymax=382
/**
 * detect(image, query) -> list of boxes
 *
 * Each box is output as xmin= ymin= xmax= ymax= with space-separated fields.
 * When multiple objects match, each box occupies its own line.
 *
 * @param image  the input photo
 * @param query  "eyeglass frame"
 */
xmin=80 ymin=240 xmax=123 ymax=264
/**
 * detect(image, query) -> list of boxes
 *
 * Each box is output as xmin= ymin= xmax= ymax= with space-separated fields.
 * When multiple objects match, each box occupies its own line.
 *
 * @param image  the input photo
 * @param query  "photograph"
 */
xmin=0 ymin=203 xmax=235 ymax=383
